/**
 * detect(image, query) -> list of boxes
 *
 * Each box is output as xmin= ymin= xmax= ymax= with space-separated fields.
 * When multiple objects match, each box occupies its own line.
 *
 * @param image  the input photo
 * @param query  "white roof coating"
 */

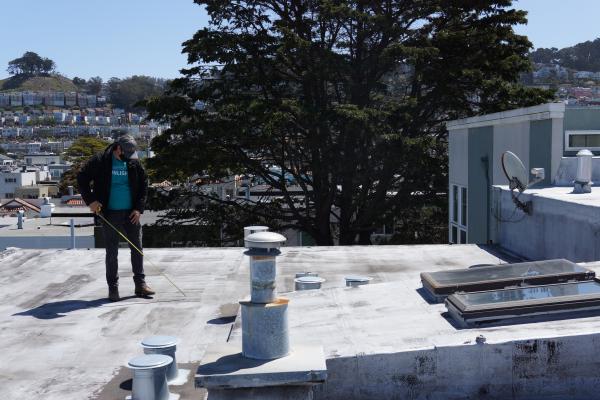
xmin=2 ymin=244 xmax=585 ymax=400
xmin=495 ymin=184 xmax=600 ymax=208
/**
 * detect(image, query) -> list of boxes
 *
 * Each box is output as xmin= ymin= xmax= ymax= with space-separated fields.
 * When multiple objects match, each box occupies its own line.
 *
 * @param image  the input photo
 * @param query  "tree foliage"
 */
xmin=531 ymin=38 xmax=600 ymax=71
xmin=107 ymin=76 xmax=168 ymax=111
xmin=147 ymin=0 xmax=553 ymax=245
xmin=7 ymin=52 xmax=56 ymax=76
xmin=59 ymin=137 xmax=110 ymax=194
xmin=72 ymin=77 xmax=87 ymax=89
xmin=86 ymin=76 xmax=103 ymax=95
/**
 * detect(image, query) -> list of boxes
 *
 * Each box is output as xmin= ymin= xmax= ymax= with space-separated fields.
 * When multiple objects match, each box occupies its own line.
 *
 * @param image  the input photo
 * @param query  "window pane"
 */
xmin=460 ymin=229 xmax=467 ymax=244
xmin=569 ymin=134 xmax=587 ymax=147
xmin=452 ymin=186 xmax=458 ymax=223
xmin=587 ymin=135 xmax=600 ymax=147
xmin=451 ymin=226 xmax=457 ymax=244
xmin=461 ymin=187 xmax=467 ymax=226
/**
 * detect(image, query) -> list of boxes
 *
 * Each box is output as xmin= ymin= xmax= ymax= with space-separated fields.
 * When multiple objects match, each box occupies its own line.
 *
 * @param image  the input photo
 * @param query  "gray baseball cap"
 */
xmin=116 ymin=135 xmax=138 ymax=159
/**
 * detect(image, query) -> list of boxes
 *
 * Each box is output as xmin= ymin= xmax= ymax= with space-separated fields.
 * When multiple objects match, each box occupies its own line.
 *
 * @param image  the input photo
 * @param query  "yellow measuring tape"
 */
xmin=96 ymin=208 xmax=186 ymax=297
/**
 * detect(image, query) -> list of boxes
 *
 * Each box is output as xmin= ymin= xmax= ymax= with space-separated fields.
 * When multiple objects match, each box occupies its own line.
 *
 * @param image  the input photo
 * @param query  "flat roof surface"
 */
xmin=0 ymin=244 xmax=571 ymax=400
xmin=495 ymin=185 xmax=600 ymax=207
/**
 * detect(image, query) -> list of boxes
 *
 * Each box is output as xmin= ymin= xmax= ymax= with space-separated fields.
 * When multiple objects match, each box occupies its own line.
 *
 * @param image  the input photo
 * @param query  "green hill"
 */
xmin=0 ymin=75 xmax=79 ymax=92
xmin=530 ymin=38 xmax=600 ymax=72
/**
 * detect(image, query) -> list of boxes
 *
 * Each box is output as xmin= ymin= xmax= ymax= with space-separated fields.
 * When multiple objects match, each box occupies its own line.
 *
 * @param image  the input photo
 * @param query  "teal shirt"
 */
xmin=108 ymin=155 xmax=133 ymax=210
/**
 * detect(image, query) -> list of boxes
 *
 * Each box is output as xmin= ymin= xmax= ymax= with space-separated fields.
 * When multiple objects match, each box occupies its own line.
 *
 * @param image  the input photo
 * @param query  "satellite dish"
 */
xmin=502 ymin=151 xmax=529 ymax=192
xmin=500 ymin=151 xmax=545 ymax=215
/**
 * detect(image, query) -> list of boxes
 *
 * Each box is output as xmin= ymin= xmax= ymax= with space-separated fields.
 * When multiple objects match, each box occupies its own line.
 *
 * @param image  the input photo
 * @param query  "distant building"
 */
xmin=24 ymin=153 xmax=61 ymax=166
xmin=76 ymin=93 xmax=87 ymax=107
xmin=22 ymin=92 xmax=43 ymax=106
xmin=574 ymin=71 xmax=595 ymax=80
xmin=15 ymin=185 xmax=51 ymax=200
xmin=48 ymin=163 xmax=72 ymax=180
xmin=0 ymin=93 xmax=9 ymax=107
xmin=44 ymin=92 xmax=65 ymax=107
xmin=9 ymin=93 xmax=22 ymax=107
xmin=65 ymin=92 xmax=77 ymax=107
xmin=86 ymin=95 xmax=97 ymax=107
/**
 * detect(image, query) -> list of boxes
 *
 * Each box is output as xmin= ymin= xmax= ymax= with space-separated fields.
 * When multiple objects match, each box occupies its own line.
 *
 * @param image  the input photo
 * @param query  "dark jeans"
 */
xmin=101 ymin=210 xmax=145 ymax=288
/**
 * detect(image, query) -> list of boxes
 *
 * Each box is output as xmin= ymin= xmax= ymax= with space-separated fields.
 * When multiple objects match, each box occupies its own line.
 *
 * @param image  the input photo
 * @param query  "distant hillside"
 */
xmin=0 ymin=74 xmax=79 ymax=93
xmin=531 ymin=38 xmax=600 ymax=72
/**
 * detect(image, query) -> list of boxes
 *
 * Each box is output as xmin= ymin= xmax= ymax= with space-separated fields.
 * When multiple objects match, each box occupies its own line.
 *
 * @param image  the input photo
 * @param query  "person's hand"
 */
xmin=89 ymin=201 xmax=102 ymax=213
xmin=129 ymin=210 xmax=141 ymax=224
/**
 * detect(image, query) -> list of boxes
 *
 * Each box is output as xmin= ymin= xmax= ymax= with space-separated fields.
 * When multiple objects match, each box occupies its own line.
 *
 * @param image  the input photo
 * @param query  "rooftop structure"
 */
xmin=447 ymin=103 xmax=600 ymax=252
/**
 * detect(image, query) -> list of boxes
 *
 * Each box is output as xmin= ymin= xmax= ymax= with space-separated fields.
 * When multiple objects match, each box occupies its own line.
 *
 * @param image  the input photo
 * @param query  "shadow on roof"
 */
xmin=12 ymin=297 xmax=135 ymax=319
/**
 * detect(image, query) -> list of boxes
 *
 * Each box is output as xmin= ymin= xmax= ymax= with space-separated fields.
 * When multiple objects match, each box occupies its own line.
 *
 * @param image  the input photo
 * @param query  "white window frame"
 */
xmin=449 ymin=184 xmax=468 ymax=244
xmin=565 ymin=130 xmax=600 ymax=152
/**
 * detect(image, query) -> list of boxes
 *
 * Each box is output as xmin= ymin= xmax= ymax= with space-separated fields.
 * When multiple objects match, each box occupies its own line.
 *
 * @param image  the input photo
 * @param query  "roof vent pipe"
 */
xmin=67 ymin=185 xmax=74 ymax=196
xmin=574 ymin=149 xmax=593 ymax=193
xmin=17 ymin=210 xmax=24 ymax=229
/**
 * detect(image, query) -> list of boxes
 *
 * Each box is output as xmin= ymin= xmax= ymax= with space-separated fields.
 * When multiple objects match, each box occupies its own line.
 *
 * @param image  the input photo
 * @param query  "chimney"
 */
xmin=574 ymin=149 xmax=593 ymax=193
xmin=67 ymin=185 xmax=74 ymax=196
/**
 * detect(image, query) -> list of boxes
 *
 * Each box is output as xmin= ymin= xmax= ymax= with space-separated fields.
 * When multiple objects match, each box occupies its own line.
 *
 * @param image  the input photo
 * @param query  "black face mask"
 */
xmin=120 ymin=146 xmax=136 ymax=162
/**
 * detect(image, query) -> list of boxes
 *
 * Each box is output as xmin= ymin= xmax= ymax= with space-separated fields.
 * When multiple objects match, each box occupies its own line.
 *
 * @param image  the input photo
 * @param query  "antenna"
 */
xmin=501 ymin=151 xmax=545 ymax=215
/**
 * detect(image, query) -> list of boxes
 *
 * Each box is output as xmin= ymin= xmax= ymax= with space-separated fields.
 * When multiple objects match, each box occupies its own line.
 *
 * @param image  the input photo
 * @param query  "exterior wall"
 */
xmin=467 ymin=126 xmax=493 ymax=244
xmin=448 ymin=128 xmax=468 ymax=186
xmin=492 ymin=121 xmax=530 ymax=184
xmin=314 ymin=334 xmax=600 ymax=400
xmin=492 ymin=186 xmax=600 ymax=262
xmin=563 ymin=107 xmax=600 ymax=156
xmin=529 ymin=119 xmax=553 ymax=186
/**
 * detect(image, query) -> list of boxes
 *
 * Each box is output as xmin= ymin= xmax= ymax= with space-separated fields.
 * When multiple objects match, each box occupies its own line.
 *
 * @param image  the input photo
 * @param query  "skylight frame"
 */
xmin=420 ymin=259 xmax=594 ymax=302
xmin=446 ymin=279 xmax=600 ymax=327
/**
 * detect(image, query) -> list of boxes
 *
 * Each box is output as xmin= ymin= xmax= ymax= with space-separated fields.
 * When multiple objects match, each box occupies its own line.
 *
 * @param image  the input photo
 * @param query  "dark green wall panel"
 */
xmin=468 ymin=126 xmax=493 ymax=244
xmin=529 ymin=119 xmax=552 ymax=186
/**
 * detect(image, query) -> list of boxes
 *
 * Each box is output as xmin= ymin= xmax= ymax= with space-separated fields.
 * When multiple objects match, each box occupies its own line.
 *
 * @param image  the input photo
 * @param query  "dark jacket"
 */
xmin=77 ymin=144 xmax=148 ymax=213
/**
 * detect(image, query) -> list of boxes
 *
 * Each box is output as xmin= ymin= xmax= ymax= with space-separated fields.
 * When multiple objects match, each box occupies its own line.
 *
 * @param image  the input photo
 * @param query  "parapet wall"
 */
xmin=314 ymin=333 xmax=600 ymax=400
xmin=491 ymin=186 xmax=600 ymax=262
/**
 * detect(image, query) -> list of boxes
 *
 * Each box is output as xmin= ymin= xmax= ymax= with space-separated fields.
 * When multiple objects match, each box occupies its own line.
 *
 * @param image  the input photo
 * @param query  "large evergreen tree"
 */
xmin=147 ymin=0 xmax=553 ymax=245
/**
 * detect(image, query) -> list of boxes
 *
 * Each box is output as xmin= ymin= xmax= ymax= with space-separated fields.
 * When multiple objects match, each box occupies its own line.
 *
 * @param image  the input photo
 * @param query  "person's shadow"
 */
xmin=13 ymin=297 xmax=136 ymax=319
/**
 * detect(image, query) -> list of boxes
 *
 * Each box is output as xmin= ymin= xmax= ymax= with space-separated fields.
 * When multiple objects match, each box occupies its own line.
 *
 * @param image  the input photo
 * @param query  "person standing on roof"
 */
xmin=77 ymin=135 xmax=154 ymax=302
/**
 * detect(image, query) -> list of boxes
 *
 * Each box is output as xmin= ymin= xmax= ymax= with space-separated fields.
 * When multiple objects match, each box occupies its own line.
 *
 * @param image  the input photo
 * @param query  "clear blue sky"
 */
xmin=0 ymin=0 xmax=208 ymax=80
xmin=0 ymin=0 xmax=598 ymax=81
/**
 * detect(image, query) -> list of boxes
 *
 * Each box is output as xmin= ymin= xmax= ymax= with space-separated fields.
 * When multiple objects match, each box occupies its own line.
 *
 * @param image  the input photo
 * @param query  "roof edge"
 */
xmin=447 ymin=102 xmax=566 ymax=131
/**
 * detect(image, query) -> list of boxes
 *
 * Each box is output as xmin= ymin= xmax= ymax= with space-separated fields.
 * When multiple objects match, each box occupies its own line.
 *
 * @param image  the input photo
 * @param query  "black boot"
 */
xmin=108 ymin=287 xmax=120 ymax=302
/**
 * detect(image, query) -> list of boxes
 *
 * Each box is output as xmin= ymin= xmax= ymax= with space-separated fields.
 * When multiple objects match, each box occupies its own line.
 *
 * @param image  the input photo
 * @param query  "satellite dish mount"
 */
xmin=501 ymin=151 xmax=545 ymax=215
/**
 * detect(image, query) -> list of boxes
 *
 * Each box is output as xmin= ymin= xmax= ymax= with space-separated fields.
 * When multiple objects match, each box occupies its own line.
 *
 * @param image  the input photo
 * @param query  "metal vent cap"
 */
xmin=245 ymin=231 xmax=286 ymax=249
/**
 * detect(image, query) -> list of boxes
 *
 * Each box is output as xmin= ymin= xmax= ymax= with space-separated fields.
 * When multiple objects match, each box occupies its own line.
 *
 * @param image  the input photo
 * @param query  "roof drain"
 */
xmin=345 ymin=275 xmax=373 ymax=287
xmin=574 ymin=149 xmax=593 ymax=193
xmin=141 ymin=335 xmax=189 ymax=385
xmin=127 ymin=354 xmax=173 ymax=400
